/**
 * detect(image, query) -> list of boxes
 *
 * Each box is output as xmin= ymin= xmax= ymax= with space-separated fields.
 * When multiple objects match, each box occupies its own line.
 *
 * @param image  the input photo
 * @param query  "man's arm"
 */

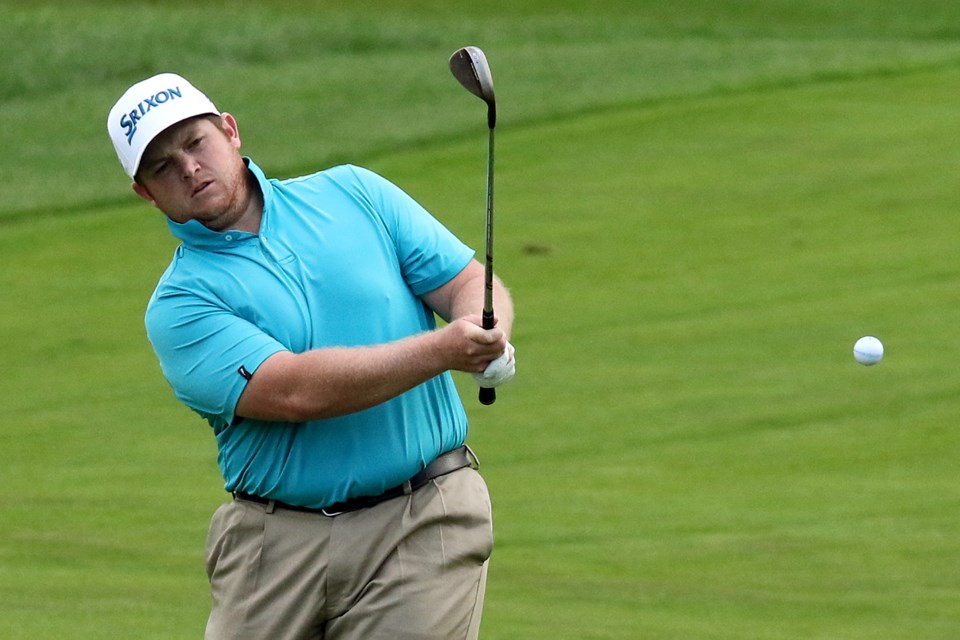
xmin=421 ymin=258 xmax=514 ymax=338
xmin=234 ymin=259 xmax=510 ymax=422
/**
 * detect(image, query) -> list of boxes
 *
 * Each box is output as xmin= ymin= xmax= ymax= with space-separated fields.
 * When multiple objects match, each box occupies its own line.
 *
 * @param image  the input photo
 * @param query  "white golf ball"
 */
xmin=853 ymin=336 xmax=884 ymax=366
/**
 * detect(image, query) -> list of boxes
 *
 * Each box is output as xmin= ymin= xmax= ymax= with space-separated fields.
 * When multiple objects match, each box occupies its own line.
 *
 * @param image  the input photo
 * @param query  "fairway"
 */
xmin=3 ymin=2 xmax=960 ymax=638
xmin=386 ymin=67 xmax=960 ymax=639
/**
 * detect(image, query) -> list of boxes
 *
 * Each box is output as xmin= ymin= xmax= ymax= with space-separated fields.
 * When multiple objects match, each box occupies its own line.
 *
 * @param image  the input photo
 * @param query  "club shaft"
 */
xmin=483 ymin=126 xmax=495 ymax=319
xmin=478 ymin=124 xmax=496 ymax=406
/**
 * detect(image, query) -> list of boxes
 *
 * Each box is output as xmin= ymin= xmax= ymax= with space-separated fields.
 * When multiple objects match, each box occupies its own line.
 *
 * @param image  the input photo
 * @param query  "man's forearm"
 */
xmin=263 ymin=333 xmax=448 ymax=420
xmin=421 ymin=259 xmax=513 ymax=338
xmin=235 ymin=316 xmax=505 ymax=422
xmin=450 ymin=276 xmax=513 ymax=338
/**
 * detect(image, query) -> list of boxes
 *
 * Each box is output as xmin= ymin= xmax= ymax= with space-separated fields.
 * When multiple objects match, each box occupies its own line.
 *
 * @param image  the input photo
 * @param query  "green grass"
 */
xmin=3 ymin=1 xmax=960 ymax=638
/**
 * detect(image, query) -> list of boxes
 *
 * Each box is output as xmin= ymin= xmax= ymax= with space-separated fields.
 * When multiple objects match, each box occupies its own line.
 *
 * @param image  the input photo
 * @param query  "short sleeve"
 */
xmin=145 ymin=287 xmax=287 ymax=428
xmin=345 ymin=166 xmax=475 ymax=295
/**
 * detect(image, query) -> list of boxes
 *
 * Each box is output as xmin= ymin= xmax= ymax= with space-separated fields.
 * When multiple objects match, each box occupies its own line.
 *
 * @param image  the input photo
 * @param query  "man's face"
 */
xmin=133 ymin=114 xmax=250 ymax=231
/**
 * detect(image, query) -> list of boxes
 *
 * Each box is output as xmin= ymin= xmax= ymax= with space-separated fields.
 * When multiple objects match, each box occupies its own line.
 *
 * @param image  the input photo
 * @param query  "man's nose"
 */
xmin=178 ymin=154 xmax=200 ymax=178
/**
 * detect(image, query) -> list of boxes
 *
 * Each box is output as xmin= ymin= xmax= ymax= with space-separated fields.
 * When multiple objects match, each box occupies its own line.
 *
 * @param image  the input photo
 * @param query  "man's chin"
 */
xmin=196 ymin=206 xmax=245 ymax=233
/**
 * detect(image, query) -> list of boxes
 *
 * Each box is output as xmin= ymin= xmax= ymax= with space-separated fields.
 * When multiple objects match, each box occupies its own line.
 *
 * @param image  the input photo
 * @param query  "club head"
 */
xmin=449 ymin=46 xmax=496 ymax=128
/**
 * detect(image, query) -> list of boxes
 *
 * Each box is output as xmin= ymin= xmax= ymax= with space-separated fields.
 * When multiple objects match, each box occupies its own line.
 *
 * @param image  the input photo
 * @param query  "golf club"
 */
xmin=449 ymin=46 xmax=498 ymax=405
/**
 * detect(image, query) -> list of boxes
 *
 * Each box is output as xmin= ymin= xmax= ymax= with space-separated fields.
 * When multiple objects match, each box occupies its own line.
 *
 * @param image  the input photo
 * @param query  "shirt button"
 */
xmin=225 ymin=235 xmax=233 ymax=241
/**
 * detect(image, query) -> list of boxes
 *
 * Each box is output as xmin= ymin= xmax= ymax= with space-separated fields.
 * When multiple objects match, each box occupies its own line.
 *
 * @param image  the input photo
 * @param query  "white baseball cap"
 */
xmin=107 ymin=73 xmax=220 ymax=178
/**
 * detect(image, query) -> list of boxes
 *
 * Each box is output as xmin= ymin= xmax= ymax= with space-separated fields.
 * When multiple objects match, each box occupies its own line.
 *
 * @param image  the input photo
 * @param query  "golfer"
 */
xmin=107 ymin=72 xmax=515 ymax=640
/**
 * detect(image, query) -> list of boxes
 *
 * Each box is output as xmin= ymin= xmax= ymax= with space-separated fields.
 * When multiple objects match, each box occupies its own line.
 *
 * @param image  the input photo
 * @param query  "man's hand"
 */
xmin=471 ymin=341 xmax=515 ymax=388
xmin=437 ymin=314 xmax=508 ymax=373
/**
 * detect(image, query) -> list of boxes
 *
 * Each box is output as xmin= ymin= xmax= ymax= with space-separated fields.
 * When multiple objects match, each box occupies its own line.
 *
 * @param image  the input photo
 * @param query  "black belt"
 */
xmin=233 ymin=445 xmax=477 ymax=517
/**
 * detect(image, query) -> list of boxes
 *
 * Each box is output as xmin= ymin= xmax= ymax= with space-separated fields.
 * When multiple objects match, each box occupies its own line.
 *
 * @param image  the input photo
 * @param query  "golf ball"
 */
xmin=853 ymin=336 xmax=883 ymax=366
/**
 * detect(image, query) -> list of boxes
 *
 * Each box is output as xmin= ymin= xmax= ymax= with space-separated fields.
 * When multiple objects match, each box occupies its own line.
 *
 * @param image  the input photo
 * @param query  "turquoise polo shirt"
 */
xmin=145 ymin=160 xmax=475 ymax=508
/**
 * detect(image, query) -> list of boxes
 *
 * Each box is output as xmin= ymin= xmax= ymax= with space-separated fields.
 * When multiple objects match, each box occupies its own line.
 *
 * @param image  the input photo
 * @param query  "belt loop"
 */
xmin=402 ymin=480 xmax=413 ymax=495
xmin=464 ymin=444 xmax=480 ymax=469
xmin=265 ymin=500 xmax=277 ymax=514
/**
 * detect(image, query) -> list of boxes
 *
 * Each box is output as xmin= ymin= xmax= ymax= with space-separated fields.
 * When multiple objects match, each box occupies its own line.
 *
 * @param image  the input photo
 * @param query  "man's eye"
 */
xmin=189 ymin=136 xmax=204 ymax=148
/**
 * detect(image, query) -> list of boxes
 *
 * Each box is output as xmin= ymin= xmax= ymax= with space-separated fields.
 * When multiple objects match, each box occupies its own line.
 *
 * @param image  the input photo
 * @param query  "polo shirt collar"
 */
xmin=165 ymin=157 xmax=272 ymax=248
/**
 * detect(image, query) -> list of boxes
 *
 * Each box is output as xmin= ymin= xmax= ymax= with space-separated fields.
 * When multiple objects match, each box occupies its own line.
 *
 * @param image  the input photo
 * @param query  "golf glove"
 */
xmin=472 ymin=342 xmax=515 ymax=388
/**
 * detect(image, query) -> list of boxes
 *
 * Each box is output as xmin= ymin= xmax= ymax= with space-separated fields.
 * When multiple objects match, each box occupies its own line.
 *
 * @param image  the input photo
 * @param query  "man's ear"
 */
xmin=221 ymin=112 xmax=242 ymax=150
xmin=132 ymin=181 xmax=156 ymax=206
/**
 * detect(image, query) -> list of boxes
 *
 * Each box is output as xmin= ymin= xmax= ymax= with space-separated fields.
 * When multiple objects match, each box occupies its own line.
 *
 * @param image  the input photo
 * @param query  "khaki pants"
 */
xmin=204 ymin=467 xmax=493 ymax=640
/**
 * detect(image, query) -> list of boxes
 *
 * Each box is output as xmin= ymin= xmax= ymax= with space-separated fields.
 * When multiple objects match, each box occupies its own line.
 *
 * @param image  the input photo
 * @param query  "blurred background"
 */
xmin=2 ymin=1 xmax=960 ymax=637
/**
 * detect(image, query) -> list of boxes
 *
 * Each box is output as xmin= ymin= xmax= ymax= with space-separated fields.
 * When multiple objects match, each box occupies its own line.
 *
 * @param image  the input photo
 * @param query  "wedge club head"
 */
xmin=449 ymin=46 xmax=496 ymax=128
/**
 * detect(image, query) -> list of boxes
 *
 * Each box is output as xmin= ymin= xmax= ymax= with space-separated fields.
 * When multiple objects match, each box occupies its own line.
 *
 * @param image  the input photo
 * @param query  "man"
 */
xmin=107 ymin=72 xmax=515 ymax=640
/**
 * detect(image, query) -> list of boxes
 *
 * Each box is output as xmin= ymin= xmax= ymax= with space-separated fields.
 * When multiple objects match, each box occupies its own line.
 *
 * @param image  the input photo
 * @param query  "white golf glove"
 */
xmin=471 ymin=342 xmax=516 ymax=388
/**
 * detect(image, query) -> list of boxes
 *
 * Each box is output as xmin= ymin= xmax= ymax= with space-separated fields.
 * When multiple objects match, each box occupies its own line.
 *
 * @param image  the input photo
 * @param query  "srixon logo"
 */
xmin=119 ymin=86 xmax=183 ymax=144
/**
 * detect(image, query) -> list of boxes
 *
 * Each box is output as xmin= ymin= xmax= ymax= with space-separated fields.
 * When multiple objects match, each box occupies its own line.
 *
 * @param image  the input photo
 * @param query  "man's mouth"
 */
xmin=192 ymin=181 xmax=213 ymax=197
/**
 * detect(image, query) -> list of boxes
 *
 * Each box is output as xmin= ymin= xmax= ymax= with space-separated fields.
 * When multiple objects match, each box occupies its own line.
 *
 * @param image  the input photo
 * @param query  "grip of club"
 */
xmin=479 ymin=386 xmax=496 ymax=405
xmin=479 ymin=308 xmax=497 ymax=405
